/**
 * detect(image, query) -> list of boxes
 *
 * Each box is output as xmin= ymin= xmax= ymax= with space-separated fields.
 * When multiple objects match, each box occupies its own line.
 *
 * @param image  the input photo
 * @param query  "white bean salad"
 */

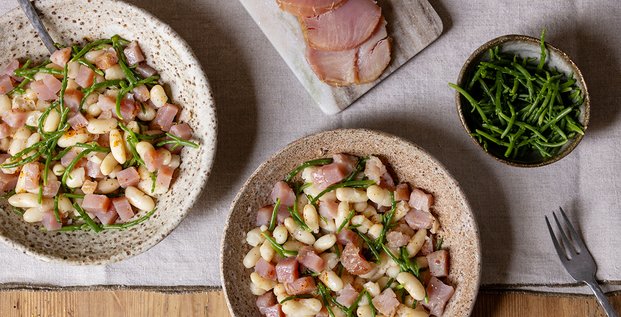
xmin=0 ymin=36 xmax=198 ymax=232
xmin=246 ymin=154 xmax=454 ymax=317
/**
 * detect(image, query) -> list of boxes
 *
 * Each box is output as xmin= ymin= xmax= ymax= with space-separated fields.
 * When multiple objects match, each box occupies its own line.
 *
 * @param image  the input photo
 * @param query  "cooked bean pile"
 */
xmin=245 ymin=154 xmax=454 ymax=317
xmin=0 ymin=36 xmax=198 ymax=232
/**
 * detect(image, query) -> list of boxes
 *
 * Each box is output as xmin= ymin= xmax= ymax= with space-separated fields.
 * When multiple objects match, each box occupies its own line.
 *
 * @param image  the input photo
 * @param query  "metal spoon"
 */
xmin=17 ymin=0 xmax=56 ymax=53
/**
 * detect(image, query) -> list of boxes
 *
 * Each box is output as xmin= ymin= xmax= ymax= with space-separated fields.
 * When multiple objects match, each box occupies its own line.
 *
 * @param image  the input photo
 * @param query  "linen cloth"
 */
xmin=0 ymin=0 xmax=620 ymax=294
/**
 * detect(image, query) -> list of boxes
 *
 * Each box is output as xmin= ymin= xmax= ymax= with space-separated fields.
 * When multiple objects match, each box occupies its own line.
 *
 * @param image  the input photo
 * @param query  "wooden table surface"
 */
xmin=1 ymin=289 xmax=620 ymax=316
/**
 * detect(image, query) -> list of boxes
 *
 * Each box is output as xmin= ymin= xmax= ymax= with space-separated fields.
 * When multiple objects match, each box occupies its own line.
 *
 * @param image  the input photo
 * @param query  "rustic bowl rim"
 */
xmin=220 ymin=128 xmax=481 ymax=317
xmin=455 ymin=34 xmax=590 ymax=168
xmin=0 ymin=0 xmax=218 ymax=265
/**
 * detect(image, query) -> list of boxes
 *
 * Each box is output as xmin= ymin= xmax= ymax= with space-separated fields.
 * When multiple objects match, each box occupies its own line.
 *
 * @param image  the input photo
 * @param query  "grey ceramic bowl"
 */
xmin=221 ymin=129 xmax=481 ymax=317
xmin=455 ymin=34 xmax=590 ymax=167
xmin=0 ymin=0 xmax=217 ymax=264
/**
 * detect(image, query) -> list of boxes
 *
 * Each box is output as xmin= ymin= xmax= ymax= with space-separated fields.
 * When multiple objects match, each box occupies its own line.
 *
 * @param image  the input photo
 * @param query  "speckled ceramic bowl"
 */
xmin=0 ymin=0 xmax=217 ymax=264
xmin=455 ymin=34 xmax=590 ymax=167
xmin=221 ymin=129 xmax=480 ymax=317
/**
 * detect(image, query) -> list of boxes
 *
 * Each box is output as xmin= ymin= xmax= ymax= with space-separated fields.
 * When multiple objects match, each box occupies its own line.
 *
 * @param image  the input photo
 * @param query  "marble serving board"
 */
xmin=239 ymin=0 xmax=443 ymax=114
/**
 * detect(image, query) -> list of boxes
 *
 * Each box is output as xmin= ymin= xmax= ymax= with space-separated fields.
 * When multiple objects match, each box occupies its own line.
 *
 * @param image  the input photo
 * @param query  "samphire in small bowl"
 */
xmin=455 ymin=34 xmax=590 ymax=167
xmin=220 ymin=129 xmax=481 ymax=317
xmin=0 ymin=0 xmax=217 ymax=264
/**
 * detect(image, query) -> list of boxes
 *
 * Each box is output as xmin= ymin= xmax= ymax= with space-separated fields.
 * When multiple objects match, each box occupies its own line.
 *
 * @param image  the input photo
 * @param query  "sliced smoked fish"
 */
xmin=277 ymin=0 xmax=346 ymax=17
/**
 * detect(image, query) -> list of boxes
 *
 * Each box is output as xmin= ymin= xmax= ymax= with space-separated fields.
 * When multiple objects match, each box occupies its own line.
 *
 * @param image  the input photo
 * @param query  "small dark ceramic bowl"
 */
xmin=455 ymin=34 xmax=590 ymax=167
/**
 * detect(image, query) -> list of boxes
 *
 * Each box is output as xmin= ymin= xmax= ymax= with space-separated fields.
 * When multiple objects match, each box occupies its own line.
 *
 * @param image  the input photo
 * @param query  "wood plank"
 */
xmin=238 ymin=0 xmax=443 ymax=114
xmin=1 ymin=290 xmax=621 ymax=316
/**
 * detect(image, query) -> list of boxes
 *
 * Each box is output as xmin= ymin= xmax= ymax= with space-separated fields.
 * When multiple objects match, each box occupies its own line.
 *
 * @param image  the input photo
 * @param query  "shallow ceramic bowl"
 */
xmin=0 ymin=0 xmax=217 ymax=264
xmin=221 ymin=129 xmax=481 ymax=317
xmin=456 ymin=35 xmax=590 ymax=167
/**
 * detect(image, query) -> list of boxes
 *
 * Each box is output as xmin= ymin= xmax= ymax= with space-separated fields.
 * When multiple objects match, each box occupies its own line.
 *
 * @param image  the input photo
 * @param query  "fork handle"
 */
xmin=586 ymin=279 xmax=619 ymax=317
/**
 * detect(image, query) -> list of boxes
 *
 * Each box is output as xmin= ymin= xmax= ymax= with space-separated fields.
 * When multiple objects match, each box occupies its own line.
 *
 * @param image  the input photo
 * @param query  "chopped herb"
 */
xmin=268 ymin=198 xmax=281 ymax=231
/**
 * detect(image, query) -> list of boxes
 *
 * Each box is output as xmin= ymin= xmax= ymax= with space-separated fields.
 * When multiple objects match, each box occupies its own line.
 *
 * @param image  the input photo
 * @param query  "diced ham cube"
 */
xmin=261 ymin=304 xmax=284 ymax=317
xmin=422 ymin=277 xmax=455 ymax=316
xmin=409 ymin=188 xmax=433 ymax=212
xmin=427 ymin=250 xmax=450 ymax=277
xmin=116 ymin=167 xmax=140 ymax=188
xmin=41 ymin=211 xmax=62 ymax=231
xmin=256 ymin=291 xmax=277 ymax=314
xmin=143 ymin=147 xmax=161 ymax=172
xmin=297 ymin=246 xmax=325 ymax=273
xmin=97 ymin=132 xmax=110 ymax=147
xmin=255 ymin=258 xmax=277 ymax=281
xmin=114 ymin=98 xmax=137 ymax=121
xmin=112 ymin=197 xmax=135 ymax=221
xmin=364 ymin=156 xmax=387 ymax=184
xmin=0 ymin=75 xmax=14 ymax=94
xmin=395 ymin=183 xmax=410 ymax=201
xmin=312 ymin=163 xmax=348 ymax=190
xmin=95 ymin=203 xmax=119 ymax=225
xmin=341 ymin=242 xmax=373 ymax=275
xmin=420 ymin=236 xmax=434 ymax=256
xmin=337 ymin=228 xmax=361 ymax=248
xmin=123 ymin=41 xmax=146 ymax=66
xmin=404 ymin=209 xmax=434 ymax=230
xmin=3 ymin=111 xmax=28 ymax=128
xmin=155 ymin=165 xmax=174 ymax=191
xmin=387 ymin=230 xmax=410 ymax=248
xmin=169 ymin=123 xmax=193 ymax=140
xmin=393 ymin=221 xmax=415 ymax=237
xmin=372 ymin=288 xmax=400 ymax=317
xmin=21 ymin=163 xmax=40 ymax=191
xmin=0 ymin=123 xmax=10 ymax=139
xmin=336 ymin=284 xmax=359 ymax=307
xmin=75 ymin=65 xmax=95 ymax=88
xmin=318 ymin=200 xmax=339 ymax=219
xmin=30 ymin=80 xmax=56 ymax=101
xmin=64 ymin=89 xmax=84 ymax=112
xmin=86 ymin=160 xmax=105 ymax=179
xmin=380 ymin=171 xmax=395 ymax=190
xmin=98 ymin=110 xmax=113 ymax=119
xmin=50 ymin=47 xmax=71 ymax=67
xmin=284 ymin=276 xmax=316 ymax=295
xmin=135 ymin=62 xmax=157 ymax=78
xmin=42 ymin=180 xmax=61 ymax=198
xmin=151 ymin=104 xmax=178 ymax=132
xmin=270 ymin=181 xmax=296 ymax=207
xmin=61 ymin=148 xmax=82 ymax=167
xmin=132 ymin=84 xmax=150 ymax=102
xmin=275 ymin=257 xmax=299 ymax=284
xmin=82 ymin=194 xmax=111 ymax=214
xmin=68 ymin=112 xmax=89 ymax=130
xmin=95 ymin=48 xmax=118 ymax=70
xmin=41 ymin=74 xmax=62 ymax=94
xmin=332 ymin=153 xmax=357 ymax=173
xmin=256 ymin=205 xmax=273 ymax=227
xmin=0 ymin=60 xmax=19 ymax=77
xmin=0 ymin=171 xmax=18 ymax=193
xmin=97 ymin=94 xmax=116 ymax=112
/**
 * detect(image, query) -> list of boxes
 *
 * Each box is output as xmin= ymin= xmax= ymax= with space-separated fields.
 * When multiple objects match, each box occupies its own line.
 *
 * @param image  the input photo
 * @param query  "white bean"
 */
xmin=13 ymin=126 xmax=31 ymax=140
xmin=109 ymin=129 xmax=127 ymax=164
xmin=354 ymin=202 xmax=368 ymax=212
xmin=87 ymin=118 xmax=118 ymax=134
xmin=284 ymin=217 xmax=315 ymax=245
xmin=246 ymin=227 xmax=265 ymax=247
xmin=397 ymin=272 xmax=425 ymax=300
xmin=406 ymin=229 xmax=427 ymax=257
xmin=394 ymin=201 xmax=411 ymax=221
xmin=66 ymin=79 xmax=79 ymax=91
xmin=57 ymin=129 xmax=90 ymax=148
xmin=319 ymin=217 xmax=336 ymax=233
xmin=149 ymin=85 xmax=168 ymax=107
xmin=273 ymin=225 xmax=288 ymax=244
xmin=126 ymin=121 xmax=140 ymax=133
xmin=319 ymin=270 xmax=343 ymax=292
xmin=303 ymin=204 xmax=319 ymax=233
xmin=367 ymin=185 xmax=392 ymax=207
xmin=168 ymin=155 xmax=181 ymax=169
xmin=8 ymin=193 xmax=39 ymax=208
xmin=26 ymin=133 xmax=40 ymax=148
xmin=243 ymin=246 xmax=262 ymax=269
xmin=313 ymin=234 xmax=336 ymax=253
xmin=249 ymin=282 xmax=267 ymax=296
xmin=84 ymin=50 xmax=105 ymax=63
xmin=282 ymin=240 xmax=305 ymax=253
xmin=96 ymin=178 xmax=120 ymax=194
xmin=87 ymin=103 xmax=102 ymax=117
xmin=334 ymin=201 xmax=351 ymax=230
xmin=0 ymin=139 xmax=9 ymax=152
xmin=282 ymin=298 xmax=322 ymax=316
xmin=66 ymin=167 xmax=85 ymax=188
xmin=23 ymin=207 xmax=44 ymax=223
xmin=250 ymin=272 xmax=276 ymax=291
xmin=8 ymin=138 xmax=27 ymax=157
xmin=351 ymin=215 xmax=372 ymax=234
xmin=100 ymin=153 xmax=119 ymax=176
xmin=107 ymin=165 xmax=123 ymax=179
xmin=67 ymin=60 xmax=81 ymax=79
xmin=321 ymin=253 xmax=339 ymax=270
xmin=273 ymin=284 xmax=288 ymax=303
xmin=104 ymin=64 xmax=126 ymax=80
xmin=396 ymin=304 xmax=429 ymax=317
xmin=0 ymin=94 xmax=11 ymax=113
xmin=336 ymin=188 xmax=368 ymax=203
xmin=125 ymin=186 xmax=155 ymax=211
xmin=363 ymin=281 xmax=381 ymax=297
xmin=57 ymin=196 xmax=73 ymax=214
xmin=43 ymin=109 xmax=60 ymax=132
xmin=260 ymin=239 xmax=275 ymax=262
xmin=363 ymin=205 xmax=382 ymax=223
xmin=357 ymin=305 xmax=374 ymax=317
xmin=52 ymin=163 xmax=65 ymax=177
xmin=137 ymin=104 xmax=156 ymax=121
xmin=158 ymin=148 xmax=172 ymax=166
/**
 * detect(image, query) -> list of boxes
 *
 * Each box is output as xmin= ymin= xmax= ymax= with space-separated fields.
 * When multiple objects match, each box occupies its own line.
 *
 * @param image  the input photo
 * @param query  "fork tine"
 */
xmin=553 ymin=211 xmax=579 ymax=255
xmin=559 ymin=207 xmax=586 ymax=251
xmin=545 ymin=215 xmax=568 ymax=261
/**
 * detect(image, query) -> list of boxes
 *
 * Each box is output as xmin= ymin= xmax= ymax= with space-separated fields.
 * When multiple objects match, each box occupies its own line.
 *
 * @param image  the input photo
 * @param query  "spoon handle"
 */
xmin=17 ymin=0 xmax=56 ymax=53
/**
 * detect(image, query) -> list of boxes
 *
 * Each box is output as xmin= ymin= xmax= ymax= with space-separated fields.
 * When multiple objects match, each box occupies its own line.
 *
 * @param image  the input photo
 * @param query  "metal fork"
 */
xmin=546 ymin=207 xmax=619 ymax=317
